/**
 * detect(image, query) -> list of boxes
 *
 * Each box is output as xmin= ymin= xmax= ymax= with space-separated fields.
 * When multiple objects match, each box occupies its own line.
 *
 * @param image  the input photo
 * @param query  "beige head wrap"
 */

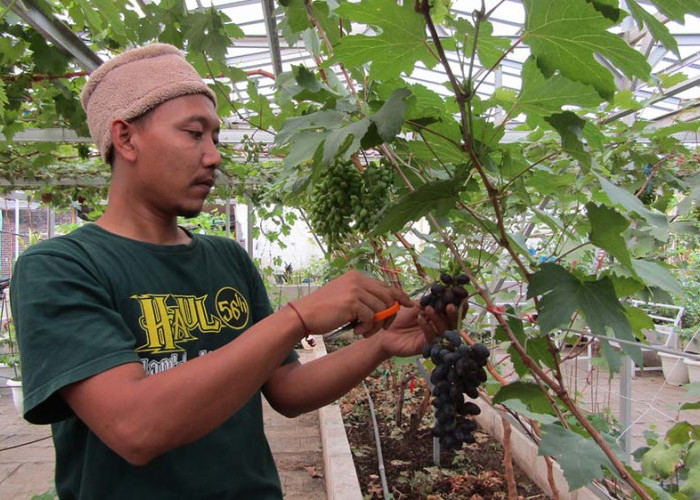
xmin=80 ymin=43 xmax=217 ymax=163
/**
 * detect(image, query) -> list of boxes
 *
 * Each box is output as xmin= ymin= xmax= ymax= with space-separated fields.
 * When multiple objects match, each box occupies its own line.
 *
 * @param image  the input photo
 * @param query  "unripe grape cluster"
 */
xmin=307 ymin=160 xmax=362 ymax=249
xmin=307 ymin=159 xmax=393 ymax=250
xmin=352 ymin=162 xmax=393 ymax=233
xmin=422 ymin=330 xmax=490 ymax=450
xmin=420 ymin=272 xmax=470 ymax=316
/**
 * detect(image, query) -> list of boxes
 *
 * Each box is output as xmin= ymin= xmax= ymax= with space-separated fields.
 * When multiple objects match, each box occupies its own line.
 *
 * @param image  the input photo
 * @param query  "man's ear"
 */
xmin=110 ymin=119 xmax=138 ymax=163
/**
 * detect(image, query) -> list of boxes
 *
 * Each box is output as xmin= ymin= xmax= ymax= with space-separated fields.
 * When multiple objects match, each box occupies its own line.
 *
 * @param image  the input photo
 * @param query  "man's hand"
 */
xmin=373 ymin=300 xmax=460 ymax=359
xmin=291 ymin=270 xmax=413 ymax=337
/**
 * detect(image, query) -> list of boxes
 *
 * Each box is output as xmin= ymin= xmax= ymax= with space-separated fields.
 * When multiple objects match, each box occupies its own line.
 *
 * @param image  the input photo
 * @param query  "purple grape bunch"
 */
xmin=421 ymin=330 xmax=490 ymax=449
xmin=420 ymin=272 xmax=470 ymax=316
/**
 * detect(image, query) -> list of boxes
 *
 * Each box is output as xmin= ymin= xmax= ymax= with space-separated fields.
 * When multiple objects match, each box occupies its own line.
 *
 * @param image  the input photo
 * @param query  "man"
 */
xmin=10 ymin=44 xmax=447 ymax=499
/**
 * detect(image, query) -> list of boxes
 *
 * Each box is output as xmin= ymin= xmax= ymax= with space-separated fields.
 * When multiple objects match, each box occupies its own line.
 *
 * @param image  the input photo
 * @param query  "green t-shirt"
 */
xmin=10 ymin=224 xmax=298 ymax=500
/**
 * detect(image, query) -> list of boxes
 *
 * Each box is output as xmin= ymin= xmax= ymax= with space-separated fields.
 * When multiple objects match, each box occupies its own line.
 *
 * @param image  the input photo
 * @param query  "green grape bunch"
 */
xmin=307 ymin=160 xmax=364 ymax=251
xmin=307 ymin=159 xmax=394 ymax=251
xmin=351 ymin=161 xmax=394 ymax=234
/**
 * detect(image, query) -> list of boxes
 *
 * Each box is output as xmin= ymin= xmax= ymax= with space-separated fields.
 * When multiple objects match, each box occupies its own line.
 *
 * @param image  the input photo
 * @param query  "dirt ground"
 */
xmin=336 ymin=355 xmax=547 ymax=500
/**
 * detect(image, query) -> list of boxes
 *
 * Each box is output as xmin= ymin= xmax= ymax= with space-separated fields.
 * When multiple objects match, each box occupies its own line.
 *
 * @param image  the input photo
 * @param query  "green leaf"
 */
xmin=631 ymin=259 xmax=684 ymax=298
xmin=515 ymin=58 xmax=603 ymax=117
xmin=492 ymin=381 xmax=556 ymax=415
xmin=539 ymin=424 xmax=615 ymax=489
xmin=523 ymin=0 xmax=651 ymax=100
xmin=74 ymin=0 xmax=103 ymax=31
xmin=665 ymin=422 xmax=699 ymax=446
xmin=245 ymin=80 xmax=276 ymax=131
xmin=527 ymin=264 xmax=642 ymax=366
xmin=280 ymin=0 xmax=312 ymax=35
xmin=0 ymin=81 xmax=7 ymax=114
xmin=401 ymin=83 xmax=447 ymax=122
xmin=371 ymin=180 xmax=461 ymax=234
xmin=495 ymin=306 xmax=557 ymax=374
xmin=657 ymin=72 xmax=688 ymax=89
xmin=369 ymin=88 xmax=410 ymax=143
xmin=322 ymin=116 xmax=370 ymax=165
xmin=281 ymin=130 xmax=328 ymax=168
xmin=680 ymin=465 xmax=700 ymax=497
xmin=455 ymin=18 xmax=511 ymax=69
xmin=544 ymin=111 xmax=589 ymax=168
xmin=641 ymin=442 xmax=683 ymax=479
xmin=626 ymin=0 xmax=679 ymax=57
xmin=276 ymin=110 xmax=345 ymax=145
xmin=332 ymin=0 xmax=436 ymax=81
xmin=185 ymin=9 xmax=233 ymax=61
xmin=586 ymin=202 xmax=632 ymax=270
xmin=594 ymin=173 xmax=669 ymax=230
xmin=404 ymin=119 xmax=468 ymax=165
xmin=687 ymin=441 xmax=700 ymax=469
xmin=646 ymin=0 xmax=700 ymax=22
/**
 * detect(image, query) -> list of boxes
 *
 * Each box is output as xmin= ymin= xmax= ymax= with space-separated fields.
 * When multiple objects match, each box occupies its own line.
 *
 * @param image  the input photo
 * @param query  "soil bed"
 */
xmin=329 ymin=339 xmax=546 ymax=499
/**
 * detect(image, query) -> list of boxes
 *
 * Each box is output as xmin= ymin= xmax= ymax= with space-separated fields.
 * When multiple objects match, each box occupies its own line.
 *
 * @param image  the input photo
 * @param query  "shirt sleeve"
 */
xmin=10 ymin=248 xmax=140 ymax=424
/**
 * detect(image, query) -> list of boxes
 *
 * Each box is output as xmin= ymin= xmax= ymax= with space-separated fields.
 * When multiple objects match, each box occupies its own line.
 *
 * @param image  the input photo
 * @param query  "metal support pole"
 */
xmin=14 ymin=198 xmax=20 ymax=261
xmin=225 ymin=198 xmax=231 ymax=239
xmin=620 ymin=356 xmax=633 ymax=461
xmin=246 ymin=199 xmax=254 ymax=258
xmin=48 ymin=206 xmax=55 ymax=238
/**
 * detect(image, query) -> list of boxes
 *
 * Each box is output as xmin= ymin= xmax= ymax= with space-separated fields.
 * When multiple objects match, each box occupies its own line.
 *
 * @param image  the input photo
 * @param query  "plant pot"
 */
xmin=658 ymin=352 xmax=689 ymax=386
xmin=684 ymin=357 xmax=700 ymax=384
xmin=6 ymin=378 xmax=23 ymax=415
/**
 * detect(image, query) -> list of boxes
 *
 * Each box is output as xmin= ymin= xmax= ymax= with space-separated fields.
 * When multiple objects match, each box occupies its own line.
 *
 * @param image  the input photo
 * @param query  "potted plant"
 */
xmin=0 ymin=323 xmax=23 ymax=414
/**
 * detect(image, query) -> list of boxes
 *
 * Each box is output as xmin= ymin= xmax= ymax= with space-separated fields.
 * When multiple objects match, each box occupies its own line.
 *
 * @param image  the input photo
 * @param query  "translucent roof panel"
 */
xmin=204 ymin=0 xmax=700 ymax=129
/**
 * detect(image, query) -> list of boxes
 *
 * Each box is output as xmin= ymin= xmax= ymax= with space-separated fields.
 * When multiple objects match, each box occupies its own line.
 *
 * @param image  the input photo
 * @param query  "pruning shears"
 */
xmin=324 ymin=300 xmax=401 ymax=338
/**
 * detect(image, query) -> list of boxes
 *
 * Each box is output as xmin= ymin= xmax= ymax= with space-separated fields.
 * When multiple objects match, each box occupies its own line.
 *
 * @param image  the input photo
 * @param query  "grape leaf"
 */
xmin=539 ymin=424 xmax=615 ymax=489
xmin=454 ymin=18 xmax=511 ymax=69
xmin=322 ymin=117 xmax=370 ymax=165
xmin=646 ymin=0 xmax=700 ymax=22
xmin=371 ymin=180 xmax=461 ymax=234
xmin=544 ymin=112 xmax=589 ymax=168
xmin=586 ymin=202 xmax=633 ymax=270
xmin=594 ymin=173 xmax=669 ymax=230
xmin=641 ymin=442 xmax=683 ymax=479
xmin=0 ymin=82 xmax=7 ymax=115
xmin=331 ymin=0 xmax=437 ymax=81
xmin=527 ymin=264 xmax=642 ymax=366
xmin=523 ymin=0 xmax=651 ymax=100
xmin=404 ymin=119 xmax=468 ymax=165
xmin=513 ymin=58 xmax=604 ymax=117
xmin=495 ymin=306 xmax=557 ymax=375
xmin=631 ymin=259 xmax=684 ymax=298
xmin=185 ymin=9 xmax=235 ymax=62
xmin=370 ymin=88 xmax=410 ymax=143
xmin=626 ymin=0 xmax=679 ymax=57
xmin=680 ymin=465 xmax=700 ymax=498
xmin=492 ymin=381 xmax=557 ymax=415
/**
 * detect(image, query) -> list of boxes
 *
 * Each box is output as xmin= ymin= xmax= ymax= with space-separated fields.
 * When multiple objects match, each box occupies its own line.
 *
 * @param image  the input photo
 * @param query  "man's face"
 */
xmin=128 ymin=94 xmax=221 ymax=218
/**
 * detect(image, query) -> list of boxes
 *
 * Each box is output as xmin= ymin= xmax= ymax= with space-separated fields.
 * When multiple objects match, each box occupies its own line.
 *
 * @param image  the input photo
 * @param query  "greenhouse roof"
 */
xmin=8 ymin=0 xmax=700 ymax=143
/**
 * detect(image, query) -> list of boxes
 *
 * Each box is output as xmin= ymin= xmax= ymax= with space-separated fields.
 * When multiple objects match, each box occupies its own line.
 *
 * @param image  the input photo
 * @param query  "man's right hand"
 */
xmin=289 ymin=270 xmax=413 ymax=337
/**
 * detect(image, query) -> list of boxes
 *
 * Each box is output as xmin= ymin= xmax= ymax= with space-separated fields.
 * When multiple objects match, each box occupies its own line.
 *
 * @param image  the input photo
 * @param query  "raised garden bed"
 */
xmin=328 ymin=337 xmax=546 ymax=499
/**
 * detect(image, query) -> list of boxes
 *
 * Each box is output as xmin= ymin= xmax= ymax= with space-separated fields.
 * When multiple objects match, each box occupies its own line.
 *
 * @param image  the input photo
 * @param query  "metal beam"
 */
xmin=601 ymin=73 xmax=700 ymax=125
xmin=3 ymin=0 xmax=102 ymax=71
xmin=260 ymin=0 xmax=283 ymax=77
